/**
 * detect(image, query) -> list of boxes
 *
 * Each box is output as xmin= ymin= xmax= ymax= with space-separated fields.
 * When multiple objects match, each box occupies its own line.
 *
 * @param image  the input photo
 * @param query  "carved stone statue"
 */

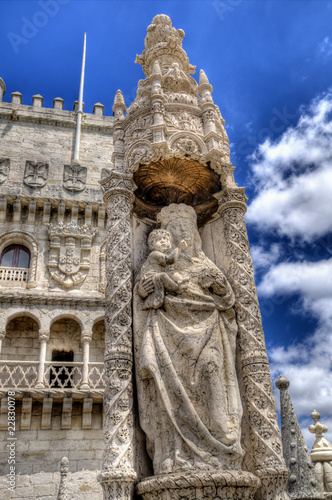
xmin=134 ymin=204 xmax=243 ymax=475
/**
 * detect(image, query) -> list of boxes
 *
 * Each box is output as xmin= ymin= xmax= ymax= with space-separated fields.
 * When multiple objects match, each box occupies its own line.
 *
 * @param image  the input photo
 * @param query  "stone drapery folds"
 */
xmin=134 ymin=204 xmax=243 ymax=475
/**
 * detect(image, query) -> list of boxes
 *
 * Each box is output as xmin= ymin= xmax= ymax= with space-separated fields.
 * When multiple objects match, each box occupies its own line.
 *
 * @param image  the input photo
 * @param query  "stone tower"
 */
xmin=100 ymin=14 xmax=290 ymax=500
xmin=0 ymin=76 xmax=109 ymax=496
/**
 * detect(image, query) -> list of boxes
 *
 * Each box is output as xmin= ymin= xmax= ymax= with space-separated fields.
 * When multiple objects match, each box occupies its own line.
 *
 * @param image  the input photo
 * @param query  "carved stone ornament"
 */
xmin=24 ymin=161 xmax=49 ymax=188
xmin=63 ymin=164 xmax=87 ymax=192
xmin=47 ymin=222 xmax=98 ymax=288
xmin=0 ymin=158 xmax=10 ymax=184
xmin=219 ymin=187 xmax=290 ymax=499
xmin=137 ymin=470 xmax=261 ymax=500
xmin=63 ymin=165 xmax=87 ymax=192
xmin=309 ymin=410 xmax=332 ymax=496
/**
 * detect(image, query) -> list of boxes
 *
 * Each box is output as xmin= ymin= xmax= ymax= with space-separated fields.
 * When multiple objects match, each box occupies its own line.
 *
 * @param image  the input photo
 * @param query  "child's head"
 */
xmin=148 ymin=229 xmax=172 ymax=252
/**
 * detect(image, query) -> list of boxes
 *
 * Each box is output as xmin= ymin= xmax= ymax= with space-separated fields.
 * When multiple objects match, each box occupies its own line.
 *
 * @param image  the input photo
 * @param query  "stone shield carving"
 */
xmin=47 ymin=222 xmax=97 ymax=287
xmin=63 ymin=165 xmax=87 ymax=192
xmin=0 ymin=158 xmax=10 ymax=184
xmin=24 ymin=161 xmax=49 ymax=188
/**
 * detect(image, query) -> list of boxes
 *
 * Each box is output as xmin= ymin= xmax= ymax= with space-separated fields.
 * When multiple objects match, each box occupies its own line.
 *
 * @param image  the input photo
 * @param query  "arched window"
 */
xmin=0 ymin=245 xmax=31 ymax=268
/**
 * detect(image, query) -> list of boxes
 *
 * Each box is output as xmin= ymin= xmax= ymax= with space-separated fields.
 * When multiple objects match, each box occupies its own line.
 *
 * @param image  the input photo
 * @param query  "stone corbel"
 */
xmin=21 ymin=397 xmax=33 ymax=430
xmin=82 ymin=397 xmax=93 ymax=429
xmin=41 ymin=397 xmax=53 ymax=430
xmin=0 ymin=398 xmax=8 ymax=430
xmin=61 ymin=397 xmax=73 ymax=430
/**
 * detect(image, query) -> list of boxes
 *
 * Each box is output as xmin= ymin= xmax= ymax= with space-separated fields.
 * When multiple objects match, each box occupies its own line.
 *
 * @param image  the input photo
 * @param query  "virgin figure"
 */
xmin=134 ymin=204 xmax=243 ymax=475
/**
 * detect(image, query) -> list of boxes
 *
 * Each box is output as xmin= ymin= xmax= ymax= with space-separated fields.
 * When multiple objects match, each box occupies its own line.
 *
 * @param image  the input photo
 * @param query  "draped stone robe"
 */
xmin=134 ymin=250 xmax=243 ymax=475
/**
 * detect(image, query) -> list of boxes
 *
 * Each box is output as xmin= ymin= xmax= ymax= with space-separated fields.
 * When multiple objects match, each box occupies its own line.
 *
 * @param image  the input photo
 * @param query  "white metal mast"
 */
xmin=73 ymin=32 xmax=87 ymax=164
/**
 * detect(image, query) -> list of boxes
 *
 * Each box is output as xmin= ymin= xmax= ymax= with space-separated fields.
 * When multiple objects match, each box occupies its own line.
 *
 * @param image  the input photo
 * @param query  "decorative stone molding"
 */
xmin=136 ymin=470 xmax=261 ymax=500
xmin=309 ymin=410 xmax=332 ymax=496
xmin=24 ymin=160 xmax=49 ymax=188
xmin=0 ymin=230 xmax=38 ymax=288
xmin=276 ymin=376 xmax=324 ymax=499
xmin=47 ymin=221 xmax=98 ymax=288
xmin=219 ymin=188 xmax=290 ymax=499
xmin=0 ymin=158 xmax=10 ymax=184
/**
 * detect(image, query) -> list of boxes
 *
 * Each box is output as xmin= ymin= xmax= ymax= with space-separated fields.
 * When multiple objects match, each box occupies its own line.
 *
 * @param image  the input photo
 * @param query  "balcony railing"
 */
xmin=0 ymin=361 xmax=106 ymax=390
xmin=0 ymin=267 xmax=29 ymax=283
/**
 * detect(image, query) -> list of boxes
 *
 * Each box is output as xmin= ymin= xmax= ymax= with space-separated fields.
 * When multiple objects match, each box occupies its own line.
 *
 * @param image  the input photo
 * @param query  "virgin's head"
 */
xmin=157 ymin=204 xmax=202 ymax=256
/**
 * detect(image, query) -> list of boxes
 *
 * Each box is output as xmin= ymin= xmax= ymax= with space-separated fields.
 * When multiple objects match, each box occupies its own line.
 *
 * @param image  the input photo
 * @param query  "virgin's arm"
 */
xmin=137 ymin=275 xmax=155 ymax=298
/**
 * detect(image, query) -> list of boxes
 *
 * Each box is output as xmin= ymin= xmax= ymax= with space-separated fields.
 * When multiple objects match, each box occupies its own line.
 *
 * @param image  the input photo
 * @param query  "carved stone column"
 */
xmin=81 ymin=332 xmax=92 ymax=390
xmin=35 ymin=331 xmax=50 ymax=389
xmin=219 ymin=187 xmax=290 ymax=500
xmin=98 ymin=170 xmax=137 ymax=499
xmin=0 ymin=331 xmax=5 ymax=355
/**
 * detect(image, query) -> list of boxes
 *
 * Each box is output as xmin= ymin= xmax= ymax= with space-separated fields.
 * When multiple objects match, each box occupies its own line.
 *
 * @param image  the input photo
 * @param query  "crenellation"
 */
xmin=53 ymin=97 xmax=64 ymax=110
xmin=93 ymin=102 xmax=104 ymax=116
xmin=32 ymin=94 xmax=44 ymax=108
xmin=11 ymin=90 xmax=22 ymax=105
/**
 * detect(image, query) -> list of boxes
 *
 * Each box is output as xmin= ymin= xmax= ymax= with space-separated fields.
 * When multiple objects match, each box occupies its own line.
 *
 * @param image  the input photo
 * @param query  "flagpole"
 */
xmin=73 ymin=32 xmax=87 ymax=164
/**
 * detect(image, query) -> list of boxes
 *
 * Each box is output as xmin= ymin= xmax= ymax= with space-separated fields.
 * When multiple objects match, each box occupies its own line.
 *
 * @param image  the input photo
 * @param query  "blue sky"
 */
xmin=1 ymin=0 xmax=332 ymax=446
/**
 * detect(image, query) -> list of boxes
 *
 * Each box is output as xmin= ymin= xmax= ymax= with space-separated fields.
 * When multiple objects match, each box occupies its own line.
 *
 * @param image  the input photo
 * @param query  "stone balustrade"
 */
xmin=0 ymin=360 xmax=105 ymax=390
xmin=0 ymin=267 xmax=29 ymax=283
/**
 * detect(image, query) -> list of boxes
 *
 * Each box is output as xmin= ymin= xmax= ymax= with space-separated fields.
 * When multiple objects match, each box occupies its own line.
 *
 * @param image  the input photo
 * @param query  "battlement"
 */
xmin=0 ymin=88 xmax=114 ymax=132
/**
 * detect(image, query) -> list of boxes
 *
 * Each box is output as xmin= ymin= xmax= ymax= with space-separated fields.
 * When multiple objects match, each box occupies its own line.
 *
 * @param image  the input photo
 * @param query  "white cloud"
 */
xmin=250 ymin=243 xmax=281 ymax=271
xmin=246 ymin=92 xmax=332 ymax=241
xmin=258 ymin=258 xmax=332 ymax=304
xmin=259 ymin=259 xmax=332 ymax=448
xmin=319 ymin=36 xmax=332 ymax=57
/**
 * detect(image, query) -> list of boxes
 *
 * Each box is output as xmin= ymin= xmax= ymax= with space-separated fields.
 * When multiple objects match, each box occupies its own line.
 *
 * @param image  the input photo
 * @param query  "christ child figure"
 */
xmin=139 ymin=229 xmax=188 ymax=309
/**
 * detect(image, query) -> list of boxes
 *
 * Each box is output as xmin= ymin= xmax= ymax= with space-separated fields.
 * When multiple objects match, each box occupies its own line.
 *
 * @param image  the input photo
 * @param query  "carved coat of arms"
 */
xmin=0 ymin=158 xmax=10 ymax=184
xmin=63 ymin=165 xmax=87 ymax=192
xmin=48 ymin=222 xmax=98 ymax=287
xmin=24 ymin=161 xmax=49 ymax=187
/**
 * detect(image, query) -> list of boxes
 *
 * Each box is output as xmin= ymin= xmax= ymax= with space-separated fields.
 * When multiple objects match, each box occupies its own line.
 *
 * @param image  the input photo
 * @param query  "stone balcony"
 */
xmin=0 ymin=360 xmax=105 ymax=393
xmin=0 ymin=267 xmax=29 ymax=283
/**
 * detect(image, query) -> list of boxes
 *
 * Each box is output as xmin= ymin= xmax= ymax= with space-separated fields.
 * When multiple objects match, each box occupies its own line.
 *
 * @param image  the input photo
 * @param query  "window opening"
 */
xmin=0 ymin=245 xmax=31 ymax=268
xmin=50 ymin=350 xmax=74 ymax=388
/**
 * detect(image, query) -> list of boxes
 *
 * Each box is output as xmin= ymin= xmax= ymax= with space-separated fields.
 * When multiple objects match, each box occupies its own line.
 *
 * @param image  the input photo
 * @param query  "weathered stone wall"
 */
xmin=1 ymin=317 xmax=40 ymax=361
xmin=0 ymin=401 xmax=103 ymax=499
xmin=0 ymin=96 xmax=110 ymax=498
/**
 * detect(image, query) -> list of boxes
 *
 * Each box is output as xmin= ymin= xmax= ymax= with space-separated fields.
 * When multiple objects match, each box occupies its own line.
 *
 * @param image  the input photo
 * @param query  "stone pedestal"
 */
xmin=136 ymin=470 xmax=260 ymax=500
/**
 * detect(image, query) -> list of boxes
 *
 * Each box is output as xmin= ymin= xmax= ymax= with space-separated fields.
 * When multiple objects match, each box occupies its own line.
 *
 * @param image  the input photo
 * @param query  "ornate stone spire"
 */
xmin=199 ymin=69 xmax=213 ymax=94
xmin=118 ymin=14 xmax=236 ymax=225
xmin=113 ymin=89 xmax=126 ymax=118
xmin=309 ymin=410 xmax=332 ymax=495
xmin=0 ymin=77 xmax=6 ymax=101
xmin=276 ymin=376 xmax=324 ymax=499
xmin=135 ymin=14 xmax=195 ymax=77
